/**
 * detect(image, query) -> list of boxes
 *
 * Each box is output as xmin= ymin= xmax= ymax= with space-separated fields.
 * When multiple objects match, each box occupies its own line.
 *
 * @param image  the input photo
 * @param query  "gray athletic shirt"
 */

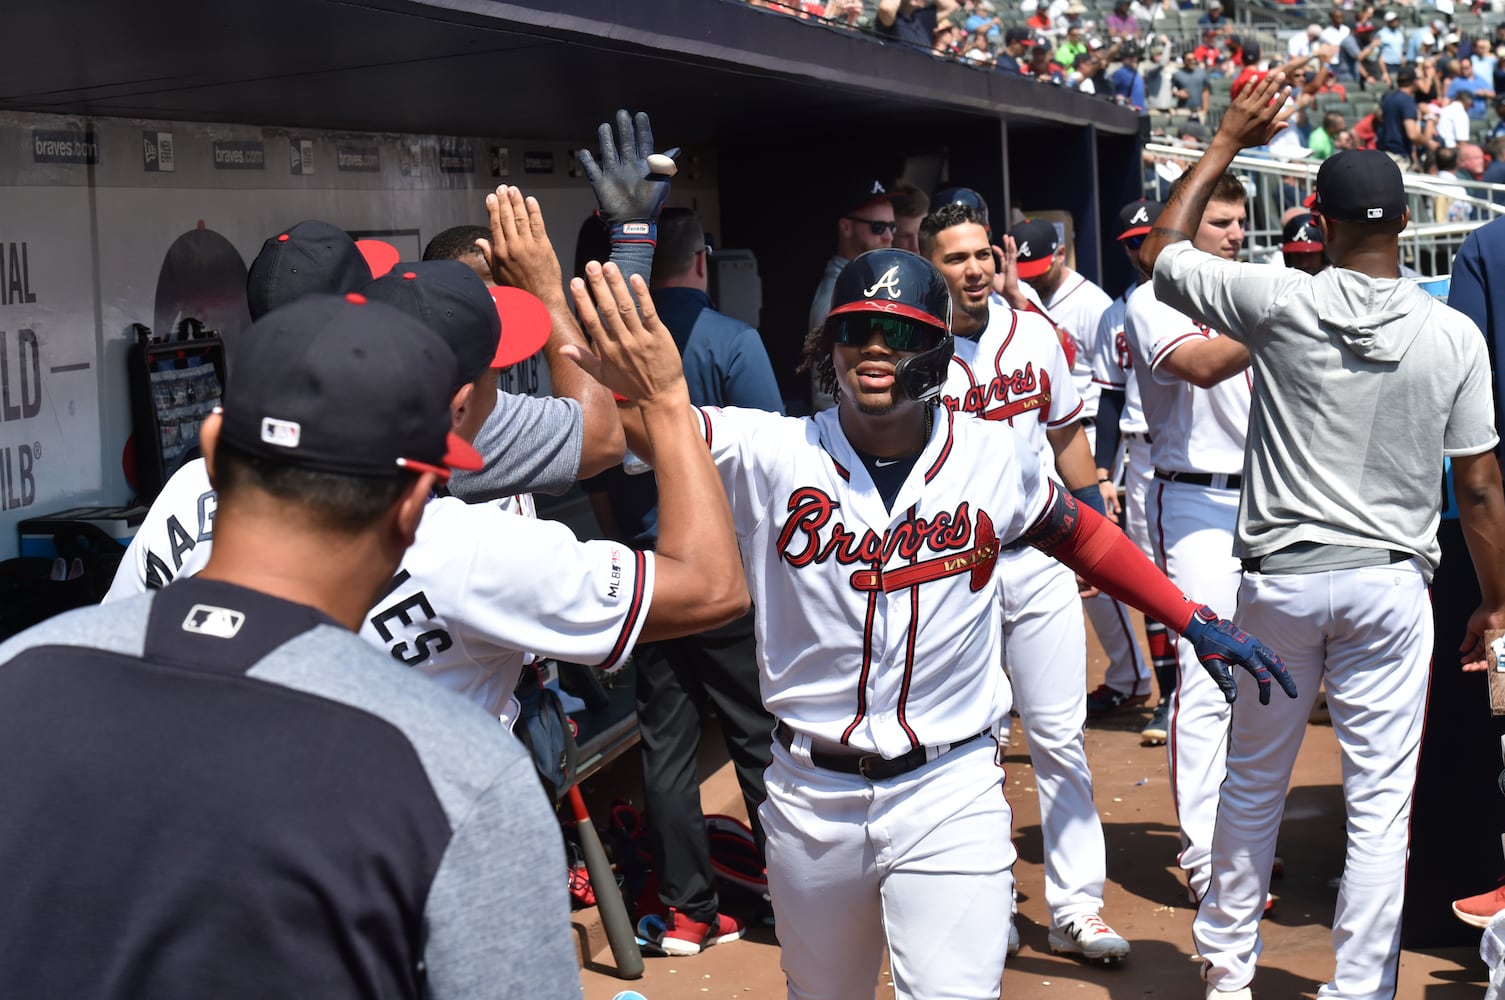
xmin=0 ymin=582 xmax=582 ymax=998
xmin=1154 ymin=241 xmax=1498 ymax=581
xmin=450 ymin=391 xmax=583 ymax=502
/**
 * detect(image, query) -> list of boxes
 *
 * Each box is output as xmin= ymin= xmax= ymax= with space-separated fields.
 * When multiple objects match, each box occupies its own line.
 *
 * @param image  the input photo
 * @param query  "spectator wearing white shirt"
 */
xmin=1319 ymin=7 xmax=1351 ymax=69
xmin=1437 ymin=91 xmax=1474 ymax=147
xmin=1289 ymin=23 xmax=1323 ymax=59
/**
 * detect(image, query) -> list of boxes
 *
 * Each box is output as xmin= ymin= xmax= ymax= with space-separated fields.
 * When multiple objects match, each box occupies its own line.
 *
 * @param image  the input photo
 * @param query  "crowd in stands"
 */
xmin=742 ymin=0 xmax=1505 ymax=216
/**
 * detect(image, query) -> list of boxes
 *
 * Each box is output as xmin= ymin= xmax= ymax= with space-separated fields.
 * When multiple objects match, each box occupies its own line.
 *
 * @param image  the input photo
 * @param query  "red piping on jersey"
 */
xmin=1150 ymin=330 xmax=1208 ymax=370
xmin=840 ymin=587 xmax=879 ymax=744
xmin=1047 ymin=273 xmax=1086 ymax=309
xmin=895 ymin=509 xmax=922 ymax=750
xmin=596 ymin=549 xmax=648 ymax=671
xmin=1046 ymin=397 xmax=1084 ymax=428
xmin=830 ymin=455 xmax=851 ymax=482
xmin=1150 ymin=481 xmax=1190 ymax=850
xmin=922 ymin=407 xmax=954 ymax=483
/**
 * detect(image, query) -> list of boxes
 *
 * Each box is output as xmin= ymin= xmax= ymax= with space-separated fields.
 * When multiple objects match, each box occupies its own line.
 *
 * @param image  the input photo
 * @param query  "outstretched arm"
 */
xmin=477 ymin=185 xmax=624 ymax=479
xmin=568 ymin=262 xmax=748 ymax=642
xmin=1026 ymin=485 xmax=1295 ymax=705
xmin=1141 ymin=70 xmax=1293 ymax=275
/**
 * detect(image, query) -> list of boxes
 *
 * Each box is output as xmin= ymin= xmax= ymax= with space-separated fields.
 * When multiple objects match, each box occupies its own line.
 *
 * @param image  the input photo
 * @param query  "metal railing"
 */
xmin=1142 ymin=140 xmax=1503 ymax=278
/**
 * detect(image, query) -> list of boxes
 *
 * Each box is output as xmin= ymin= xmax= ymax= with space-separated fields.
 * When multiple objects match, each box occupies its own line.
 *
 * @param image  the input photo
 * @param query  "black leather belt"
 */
xmin=1155 ymin=469 xmax=1242 ymax=491
xmin=775 ymin=721 xmax=987 ymax=781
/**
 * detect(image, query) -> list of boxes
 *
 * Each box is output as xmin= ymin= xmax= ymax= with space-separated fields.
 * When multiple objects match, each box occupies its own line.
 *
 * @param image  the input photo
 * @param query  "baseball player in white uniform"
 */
xmin=107 ymin=255 xmax=748 ymax=727
xmin=922 ymin=202 xmax=1131 ymax=962
xmin=1122 ymin=170 xmax=1254 ymax=907
xmin=1011 ymin=218 xmax=1153 ymax=717
xmin=1144 ymin=80 xmax=1505 ymax=1000
xmin=577 ymin=247 xmax=1292 ymax=1000
xmin=1091 ymin=199 xmax=1179 ymax=745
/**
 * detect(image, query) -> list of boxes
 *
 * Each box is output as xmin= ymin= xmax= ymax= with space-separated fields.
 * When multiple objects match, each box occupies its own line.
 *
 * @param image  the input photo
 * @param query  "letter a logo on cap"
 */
xmin=1018 ymin=241 xmax=1031 ymax=257
xmin=1130 ymin=206 xmax=1149 ymax=224
xmin=863 ymin=265 xmax=904 ymax=299
xmin=872 ymin=180 xmax=886 ymax=194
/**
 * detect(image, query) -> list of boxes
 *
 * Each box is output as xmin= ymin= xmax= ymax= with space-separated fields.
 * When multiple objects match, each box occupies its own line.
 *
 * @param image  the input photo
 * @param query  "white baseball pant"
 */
xmin=1122 ymin=437 xmax=1155 ymax=559
xmin=1148 ymin=478 xmax=1242 ymax=902
xmin=1195 ymin=559 xmax=1430 ymax=1000
xmin=761 ymin=735 xmax=1013 ymax=1000
xmin=1002 ymin=547 xmax=1108 ymax=925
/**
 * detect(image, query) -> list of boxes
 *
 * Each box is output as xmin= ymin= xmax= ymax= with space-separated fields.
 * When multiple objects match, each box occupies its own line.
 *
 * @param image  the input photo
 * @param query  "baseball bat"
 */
xmin=568 ymin=784 xmax=644 ymax=979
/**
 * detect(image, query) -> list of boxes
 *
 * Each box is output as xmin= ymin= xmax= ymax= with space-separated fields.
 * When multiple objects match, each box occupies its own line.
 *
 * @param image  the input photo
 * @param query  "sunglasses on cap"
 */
xmin=846 ymin=217 xmax=899 ymax=236
xmin=1121 ymin=234 xmax=1147 ymax=250
xmin=831 ymin=313 xmax=943 ymax=353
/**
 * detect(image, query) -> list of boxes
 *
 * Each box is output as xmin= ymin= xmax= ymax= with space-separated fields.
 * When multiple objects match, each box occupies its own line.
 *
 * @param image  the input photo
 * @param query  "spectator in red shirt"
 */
xmin=1352 ymin=104 xmax=1382 ymax=149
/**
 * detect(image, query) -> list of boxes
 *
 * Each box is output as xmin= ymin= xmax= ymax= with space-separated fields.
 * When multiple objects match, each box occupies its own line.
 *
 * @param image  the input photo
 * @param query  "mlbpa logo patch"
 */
xmin=261 ymin=417 xmax=301 ymax=448
xmin=182 ymin=604 xmax=246 ymax=639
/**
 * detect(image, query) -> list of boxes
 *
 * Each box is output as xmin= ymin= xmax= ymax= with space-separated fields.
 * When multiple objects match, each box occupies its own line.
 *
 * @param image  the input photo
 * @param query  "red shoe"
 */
xmin=660 ymin=908 xmax=745 ymax=956
xmin=1453 ymin=881 xmax=1505 ymax=928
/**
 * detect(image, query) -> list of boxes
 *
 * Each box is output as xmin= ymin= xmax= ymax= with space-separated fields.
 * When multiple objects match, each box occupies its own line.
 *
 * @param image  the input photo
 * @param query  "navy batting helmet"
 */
xmin=824 ymin=248 xmax=955 ymax=403
xmin=934 ymin=187 xmax=991 ymax=229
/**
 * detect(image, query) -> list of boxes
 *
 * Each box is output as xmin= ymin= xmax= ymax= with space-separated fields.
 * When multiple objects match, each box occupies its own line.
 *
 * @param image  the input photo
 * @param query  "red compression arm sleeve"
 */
xmin=1024 ymin=484 xmax=1197 ymax=632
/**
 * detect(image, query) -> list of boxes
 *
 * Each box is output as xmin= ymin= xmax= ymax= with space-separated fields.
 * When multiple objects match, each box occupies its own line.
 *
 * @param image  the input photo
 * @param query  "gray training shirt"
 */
xmin=1154 ymin=240 xmax=1498 ymax=581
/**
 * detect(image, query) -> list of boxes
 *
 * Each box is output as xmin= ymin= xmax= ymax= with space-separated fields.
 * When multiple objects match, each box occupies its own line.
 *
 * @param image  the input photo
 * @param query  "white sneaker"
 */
xmin=1205 ymin=985 xmax=1253 ymax=999
xmin=1007 ymin=921 xmax=1020 ymax=956
xmin=1048 ymin=912 xmax=1130 ymax=962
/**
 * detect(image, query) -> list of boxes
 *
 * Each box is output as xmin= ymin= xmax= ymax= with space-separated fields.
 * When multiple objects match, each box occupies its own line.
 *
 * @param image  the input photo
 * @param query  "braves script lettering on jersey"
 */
xmin=937 ymin=302 xmax=1125 ymax=941
xmin=104 ymin=460 xmax=652 ymax=726
xmin=698 ymin=400 xmax=1048 ymax=997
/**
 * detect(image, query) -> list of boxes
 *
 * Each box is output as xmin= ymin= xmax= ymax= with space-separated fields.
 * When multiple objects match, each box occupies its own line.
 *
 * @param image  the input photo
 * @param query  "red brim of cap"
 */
xmin=1117 ymin=226 xmax=1152 ymax=241
xmin=850 ymin=192 xmax=902 ymax=215
xmin=1303 ymin=192 xmax=1318 ymax=210
xmin=1016 ymin=256 xmax=1053 ymax=279
xmin=357 ymin=239 xmax=400 ymax=279
xmin=398 ymin=432 xmax=484 ymax=481
xmin=827 ymin=299 xmax=950 ymax=330
xmin=489 ymin=286 xmax=552 ymax=368
xmin=1282 ymin=241 xmax=1324 ymax=253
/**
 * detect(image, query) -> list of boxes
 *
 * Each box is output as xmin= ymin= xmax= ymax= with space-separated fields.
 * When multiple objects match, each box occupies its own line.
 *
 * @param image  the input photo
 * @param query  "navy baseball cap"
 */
xmin=218 ymin=293 xmax=482 ymax=480
xmin=1313 ymin=150 xmax=1407 ymax=223
xmin=245 ymin=221 xmax=399 ymax=319
xmin=1117 ymin=199 xmax=1163 ymax=240
xmin=1281 ymin=213 xmax=1325 ymax=252
xmin=1010 ymin=219 xmax=1061 ymax=279
xmin=935 ymin=187 xmax=991 ymax=228
xmin=364 ymin=261 xmax=550 ymax=388
xmin=838 ymin=177 xmax=900 ymax=218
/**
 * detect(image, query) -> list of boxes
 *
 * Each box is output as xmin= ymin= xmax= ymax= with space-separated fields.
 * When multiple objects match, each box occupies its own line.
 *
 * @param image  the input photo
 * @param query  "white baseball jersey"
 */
xmin=1123 ymin=280 xmax=1251 ymax=474
xmin=104 ymin=460 xmax=652 ymax=723
xmin=697 ymin=404 xmax=1052 ymax=759
xmin=941 ymin=301 xmax=1084 ymax=442
xmin=1041 ymin=270 xmax=1113 ymax=422
xmin=1091 ymin=291 xmax=1147 ymax=435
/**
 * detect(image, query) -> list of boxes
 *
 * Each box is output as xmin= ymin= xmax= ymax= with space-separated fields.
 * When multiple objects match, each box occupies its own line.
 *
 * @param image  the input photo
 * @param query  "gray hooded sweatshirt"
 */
xmin=1154 ymin=241 xmax=1496 ymax=581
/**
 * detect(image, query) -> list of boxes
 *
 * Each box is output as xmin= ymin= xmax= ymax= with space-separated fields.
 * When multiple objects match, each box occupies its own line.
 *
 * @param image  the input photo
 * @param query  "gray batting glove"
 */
xmin=577 ymin=110 xmax=678 ymax=244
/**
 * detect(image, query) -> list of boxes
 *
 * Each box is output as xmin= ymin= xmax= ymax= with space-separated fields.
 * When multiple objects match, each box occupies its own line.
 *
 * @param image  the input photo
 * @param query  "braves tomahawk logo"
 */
xmin=943 ymin=362 xmax=1053 ymax=423
xmin=777 ymin=487 xmax=999 ymax=593
xmin=863 ymin=265 xmax=904 ymax=300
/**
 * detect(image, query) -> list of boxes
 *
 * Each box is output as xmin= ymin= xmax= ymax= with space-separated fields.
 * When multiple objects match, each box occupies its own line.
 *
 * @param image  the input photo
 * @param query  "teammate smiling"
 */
xmin=580 ymin=247 xmax=1294 ymax=1000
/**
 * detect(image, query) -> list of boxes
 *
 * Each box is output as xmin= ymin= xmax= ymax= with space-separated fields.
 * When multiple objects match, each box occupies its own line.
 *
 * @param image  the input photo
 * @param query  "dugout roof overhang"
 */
xmin=0 ymin=0 xmax=1140 ymax=142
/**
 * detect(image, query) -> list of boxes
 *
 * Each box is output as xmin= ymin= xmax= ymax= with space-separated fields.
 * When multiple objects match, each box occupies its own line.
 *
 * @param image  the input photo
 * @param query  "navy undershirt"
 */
xmin=854 ymin=450 xmax=922 ymax=511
